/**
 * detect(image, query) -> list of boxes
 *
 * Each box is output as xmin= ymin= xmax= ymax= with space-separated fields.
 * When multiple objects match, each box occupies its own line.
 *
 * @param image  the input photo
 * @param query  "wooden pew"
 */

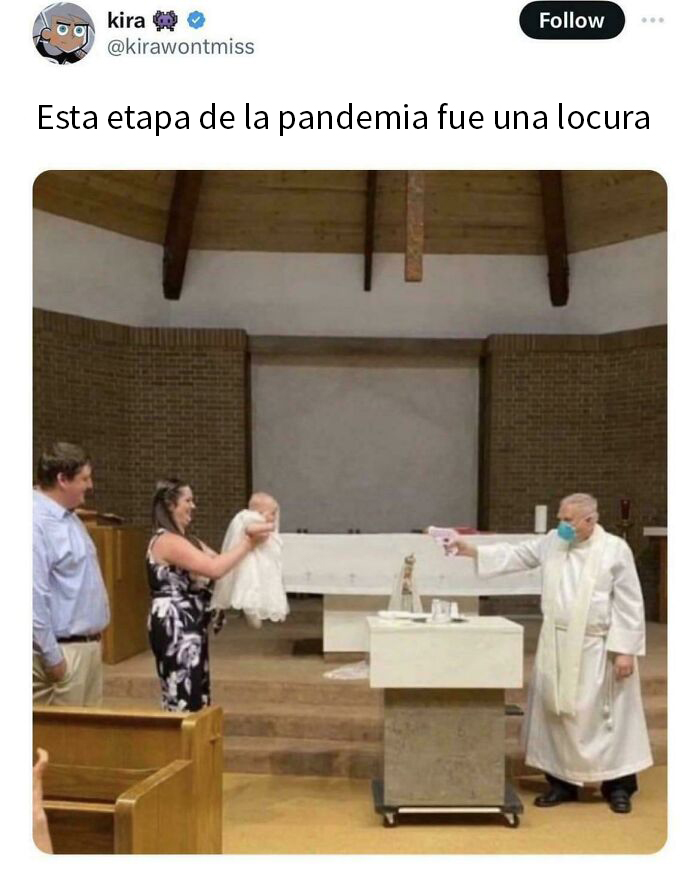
xmin=34 ymin=705 xmax=223 ymax=853
xmin=43 ymin=760 xmax=193 ymax=853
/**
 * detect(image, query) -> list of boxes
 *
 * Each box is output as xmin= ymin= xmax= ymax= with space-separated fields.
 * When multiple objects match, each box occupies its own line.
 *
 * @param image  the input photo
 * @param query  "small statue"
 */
xmin=389 ymin=554 xmax=423 ymax=613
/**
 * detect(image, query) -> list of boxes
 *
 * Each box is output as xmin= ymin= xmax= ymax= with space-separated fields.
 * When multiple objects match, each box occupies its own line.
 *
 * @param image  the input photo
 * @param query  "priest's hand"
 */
xmin=613 ymin=653 xmax=635 ymax=680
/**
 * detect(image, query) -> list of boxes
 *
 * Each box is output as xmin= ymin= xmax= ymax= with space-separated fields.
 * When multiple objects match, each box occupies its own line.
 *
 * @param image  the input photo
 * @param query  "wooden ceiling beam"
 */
xmin=363 ymin=170 xmax=378 ymax=291
xmin=405 ymin=171 xmax=425 ymax=282
xmin=163 ymin=170 xmax=204 ymax=300
xmin=539 ymin=170 xmax=570 ymax=306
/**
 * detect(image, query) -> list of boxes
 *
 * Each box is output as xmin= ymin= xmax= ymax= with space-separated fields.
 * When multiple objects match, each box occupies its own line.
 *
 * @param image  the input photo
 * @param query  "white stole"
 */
xmin=537 ymin=524 xmax=606 ymax=716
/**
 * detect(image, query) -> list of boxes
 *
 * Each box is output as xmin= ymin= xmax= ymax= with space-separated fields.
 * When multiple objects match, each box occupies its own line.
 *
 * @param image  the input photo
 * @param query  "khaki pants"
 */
xmin=33 ymin=641 xmax=103 ymax=707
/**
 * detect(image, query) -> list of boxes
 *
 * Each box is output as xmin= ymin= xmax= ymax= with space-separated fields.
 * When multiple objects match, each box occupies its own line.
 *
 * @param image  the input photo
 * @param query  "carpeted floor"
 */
xmin=222 ymin=766 xmax=666 ymax=854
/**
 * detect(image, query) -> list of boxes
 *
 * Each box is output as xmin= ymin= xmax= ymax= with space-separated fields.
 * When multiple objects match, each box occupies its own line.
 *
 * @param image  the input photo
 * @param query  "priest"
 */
xmin=450 ymin=493 xmax=652 ymax=813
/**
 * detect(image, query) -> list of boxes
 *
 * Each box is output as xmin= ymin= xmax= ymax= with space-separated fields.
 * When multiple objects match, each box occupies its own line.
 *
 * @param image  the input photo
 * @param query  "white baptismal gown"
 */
xmin=211 ymin=509 xmax=288 ymax=623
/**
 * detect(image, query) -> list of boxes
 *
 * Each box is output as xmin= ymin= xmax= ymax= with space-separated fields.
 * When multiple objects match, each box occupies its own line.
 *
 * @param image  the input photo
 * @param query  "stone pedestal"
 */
xmin=383 ymin=688 xmax=505 ymax=806
xmin=368 ymin=615 xmax=523 ymax=810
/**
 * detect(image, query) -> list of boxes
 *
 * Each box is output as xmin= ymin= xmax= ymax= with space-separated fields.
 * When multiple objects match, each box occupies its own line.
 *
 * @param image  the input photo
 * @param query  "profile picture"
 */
xmin=33 ymin=3 xmax=95 ymax=65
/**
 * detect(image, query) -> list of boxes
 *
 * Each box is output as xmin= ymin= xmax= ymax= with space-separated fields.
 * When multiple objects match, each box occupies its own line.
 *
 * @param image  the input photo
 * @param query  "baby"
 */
xmin=211 ymin=492 xmax=288 ymax=630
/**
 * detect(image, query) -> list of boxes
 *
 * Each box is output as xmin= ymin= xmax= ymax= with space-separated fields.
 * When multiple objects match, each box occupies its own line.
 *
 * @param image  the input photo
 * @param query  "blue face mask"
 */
xmin=557 ymin=521 xmax=576 ymax=542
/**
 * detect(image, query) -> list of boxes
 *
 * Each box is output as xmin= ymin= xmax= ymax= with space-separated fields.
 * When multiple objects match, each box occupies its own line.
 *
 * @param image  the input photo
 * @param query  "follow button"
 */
xmin=520 ymin=2 xmax=626 ymax=39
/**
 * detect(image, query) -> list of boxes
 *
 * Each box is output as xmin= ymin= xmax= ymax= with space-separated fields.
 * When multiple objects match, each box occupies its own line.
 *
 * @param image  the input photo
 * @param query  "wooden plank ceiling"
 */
xmin=33 ymin=170 xmax=666 ymax=256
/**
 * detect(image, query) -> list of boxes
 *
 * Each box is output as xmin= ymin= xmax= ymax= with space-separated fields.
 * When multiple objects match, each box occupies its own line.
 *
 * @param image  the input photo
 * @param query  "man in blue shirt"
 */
xmin=33 ymin=442 xmax=110 ymax=706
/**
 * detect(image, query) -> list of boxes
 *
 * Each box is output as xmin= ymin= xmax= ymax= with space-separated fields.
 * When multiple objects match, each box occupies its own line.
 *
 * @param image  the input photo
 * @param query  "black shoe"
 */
xmin=607 ymin=789 xmax=632 ymax=814
xmin=534 ymin=786 xmax=578 ymax=807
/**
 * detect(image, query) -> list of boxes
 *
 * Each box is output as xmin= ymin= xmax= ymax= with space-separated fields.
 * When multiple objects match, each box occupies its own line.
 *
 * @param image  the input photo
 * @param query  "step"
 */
xmin=223 ymin=727 xmax=667 ymax=778
xmin=223 ymin=736 xmax=380 ymax=779
xmin=102 ymin=693 xmax=663 ymax=748
xmin=224 ymin=695 xmax=663 ymax=743
xmin=223 ymin=702 xmax=383 ymax=743
xmin=103 ymin=675 xmax=382 ymax=707
xmin=103 ymin=676 xmax=161 ymax=701
xmin=105 ymin=669 xmax=666 ymax=710
xmin=104 ymin=687 xmax=664 ymax=721
xmin=103 ymin=680 xmax=665 ymax=730
xmin=214 ymin=677 xmax=381 ymax=707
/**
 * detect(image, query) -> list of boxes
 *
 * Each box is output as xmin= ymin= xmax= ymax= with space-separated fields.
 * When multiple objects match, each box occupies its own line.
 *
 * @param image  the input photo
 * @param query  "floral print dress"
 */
xmin=146 ymin=530 xmax=213 ymax=711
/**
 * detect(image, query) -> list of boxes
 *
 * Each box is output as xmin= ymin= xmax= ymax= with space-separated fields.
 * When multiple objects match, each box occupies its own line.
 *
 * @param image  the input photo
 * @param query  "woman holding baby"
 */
xmin=146 ymin=479 xmax=274 ymax=712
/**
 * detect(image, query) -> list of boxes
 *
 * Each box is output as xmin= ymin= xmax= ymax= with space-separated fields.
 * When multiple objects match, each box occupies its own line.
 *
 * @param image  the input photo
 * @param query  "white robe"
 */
xmin=211 ymin=510 xmax=288 ymax=622
xmin=476 ymin=528 xmax=653 ymax=784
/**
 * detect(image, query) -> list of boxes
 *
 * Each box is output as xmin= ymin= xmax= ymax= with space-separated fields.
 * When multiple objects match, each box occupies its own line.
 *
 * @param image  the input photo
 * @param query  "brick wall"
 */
xmin=34 ymin=311 xmax=666 ymax=616
xmin=479 ymin=326 xmax=667 ymax=618
xmin=33 ymin=312 xmax=134 ymax=519
xmin=33 ymin=310 xmax=250 ymax=547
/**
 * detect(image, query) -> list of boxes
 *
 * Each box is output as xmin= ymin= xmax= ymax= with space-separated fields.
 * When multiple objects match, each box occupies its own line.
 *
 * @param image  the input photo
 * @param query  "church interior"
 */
xmin=32 ymin=170 xmax=667 ymax=853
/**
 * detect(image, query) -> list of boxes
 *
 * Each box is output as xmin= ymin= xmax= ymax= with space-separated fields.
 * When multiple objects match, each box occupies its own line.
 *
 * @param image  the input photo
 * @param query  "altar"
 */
xmin=368 ymin=614 xmax=524 ymax=827
xmin=281 ymin=532 xmax=542 ymax=653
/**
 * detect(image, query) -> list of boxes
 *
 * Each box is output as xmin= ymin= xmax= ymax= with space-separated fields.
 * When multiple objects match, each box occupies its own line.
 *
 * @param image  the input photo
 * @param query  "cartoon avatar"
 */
xmin=33 ymin=4 xmax=95 ymax=65
xmin=153 ymin=11 xmax=178 ymax=32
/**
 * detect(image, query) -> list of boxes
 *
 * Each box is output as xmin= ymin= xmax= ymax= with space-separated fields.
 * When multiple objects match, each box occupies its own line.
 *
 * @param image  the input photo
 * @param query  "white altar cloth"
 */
xmin=281 ymin=533 xmax=543 ymax=597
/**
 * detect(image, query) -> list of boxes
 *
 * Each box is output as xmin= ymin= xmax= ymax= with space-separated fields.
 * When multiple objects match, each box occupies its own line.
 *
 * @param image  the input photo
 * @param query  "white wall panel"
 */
xmin=251 ymin=359 xmax=480 ymax=533
xmin=34 ymin=211 xmax=666 ymax=336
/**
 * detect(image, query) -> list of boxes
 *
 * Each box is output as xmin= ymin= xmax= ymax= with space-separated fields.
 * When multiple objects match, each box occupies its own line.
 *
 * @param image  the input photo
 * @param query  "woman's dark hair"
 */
xmin=151 ymin=478 xmax=200 ymax=547
xmin=37 ymin=442 xmax=90 ymax=487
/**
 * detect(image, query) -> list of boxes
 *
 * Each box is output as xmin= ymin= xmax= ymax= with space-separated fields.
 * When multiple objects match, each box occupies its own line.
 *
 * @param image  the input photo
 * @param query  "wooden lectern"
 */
xmin=80 ymin=512 xmax=151 ymax=665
